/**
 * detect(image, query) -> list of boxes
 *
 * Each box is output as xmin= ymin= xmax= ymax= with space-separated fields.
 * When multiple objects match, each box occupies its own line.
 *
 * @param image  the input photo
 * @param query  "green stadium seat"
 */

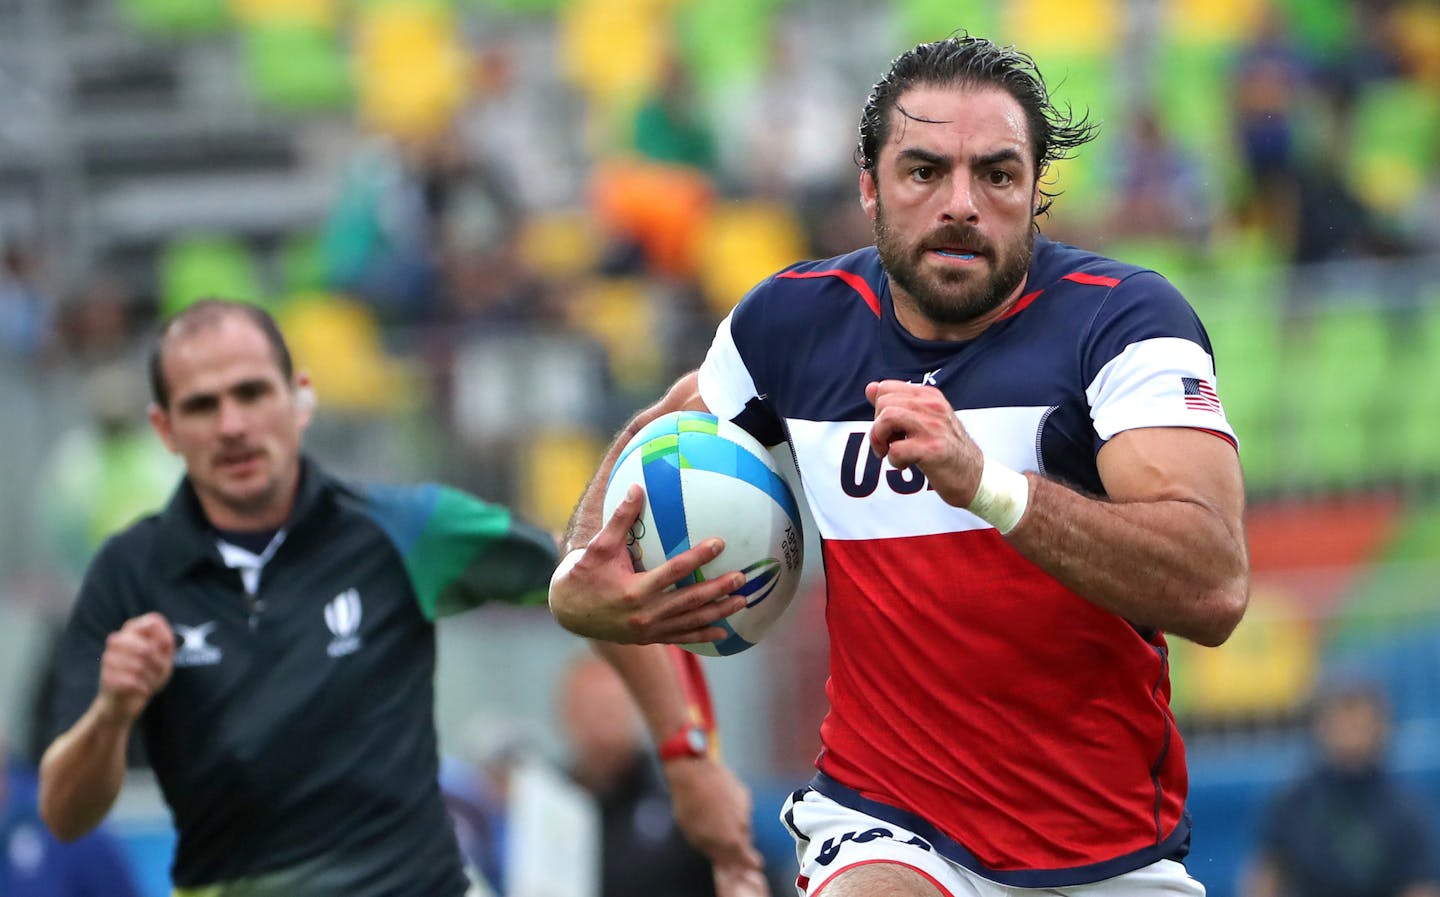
xmin=1346 ymin=80 xmax=1440 ymax=215
xmin=279 ymin=231 xmax=327 ymax=295
xmin=1153 ymin=40 xmax=1241 ymax=194
xmin=1037 ymin=51 xmax=1119 ymax=224
xmin=159 ymin=235 xmax=265 ymax=318
xmin=241 ymin=24 xmax=354 ymax=112
xmin=899 ymin=0 xmax=999 ymax=44
xmin=1208 ymin=303 xmax=1283 ymax=491
xmin=1285 ymin=305 xmax=1392 ymax=489
xmin=1378 ymin=306 xmax=1440 ymax=481
xmin=1276 ymin=0 xmax=1353 ymax=57
xmin=119 ymin=0 xmax=229 ymax=35
xmin=459 ymin=0 xmax=564 ymax=13
xmin=675 ymin=0 xmax=777 ymax=97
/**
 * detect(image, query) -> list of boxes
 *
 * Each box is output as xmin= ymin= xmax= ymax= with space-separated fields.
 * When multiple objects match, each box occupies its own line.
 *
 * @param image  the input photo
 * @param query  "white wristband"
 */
xmin=966 ymin=458 xmax=1030 ymax=535
xmin=547 ymin=548 xmax=587 ymax=608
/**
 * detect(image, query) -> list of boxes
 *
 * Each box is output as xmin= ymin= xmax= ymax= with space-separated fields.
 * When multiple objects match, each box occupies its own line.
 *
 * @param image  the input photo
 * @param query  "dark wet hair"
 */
xmin=855 ymin=33 xmax=1099 ymax=217
xmin=148 ymin=298 xmax=294 ymax=409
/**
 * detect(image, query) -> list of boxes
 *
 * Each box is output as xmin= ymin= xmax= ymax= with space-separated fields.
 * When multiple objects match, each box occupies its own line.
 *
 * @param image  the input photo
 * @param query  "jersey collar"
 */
xmin=151 ymin=455 xmax=333 ymax=582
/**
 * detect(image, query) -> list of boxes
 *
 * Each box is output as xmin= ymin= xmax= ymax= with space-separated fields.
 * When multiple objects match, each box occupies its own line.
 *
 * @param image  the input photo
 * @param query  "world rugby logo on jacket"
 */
xmin=324 ymin=589 xmax=362 ymax=657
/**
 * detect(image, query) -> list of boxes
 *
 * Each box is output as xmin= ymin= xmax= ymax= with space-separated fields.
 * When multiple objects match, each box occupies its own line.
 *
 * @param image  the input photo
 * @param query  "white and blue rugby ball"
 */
xmin=603 ymin=410 xmax=805 ymax=656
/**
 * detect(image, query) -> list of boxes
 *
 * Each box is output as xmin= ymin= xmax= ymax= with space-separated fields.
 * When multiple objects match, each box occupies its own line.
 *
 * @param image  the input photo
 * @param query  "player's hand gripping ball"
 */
xmin=603 ymin=411 xmax=805 ymax=655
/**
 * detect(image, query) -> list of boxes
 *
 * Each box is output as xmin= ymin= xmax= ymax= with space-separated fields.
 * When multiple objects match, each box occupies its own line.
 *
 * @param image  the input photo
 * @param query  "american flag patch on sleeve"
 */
xmin=1181 ymin=376 xmax=1222 ymax=413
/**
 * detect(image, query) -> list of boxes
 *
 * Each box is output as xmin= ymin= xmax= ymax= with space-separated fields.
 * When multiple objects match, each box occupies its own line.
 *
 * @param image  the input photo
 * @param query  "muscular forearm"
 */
xmin=39 ymin=700 xmax=133 ymax=841
xmin=561 ymin=372 xmax=703 ymax=553
xmin=1008 ymin=474 xmax=1248 ymax=646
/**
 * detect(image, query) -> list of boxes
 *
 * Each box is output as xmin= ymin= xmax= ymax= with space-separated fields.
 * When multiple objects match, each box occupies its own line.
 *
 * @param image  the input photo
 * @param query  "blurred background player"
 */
xmin=1242 ymin=677 xmax=1440 ymax=897
xmin=2 ymin=728 xmax=142 ymax=897
xmin=557 ymin=651 xmax=718 ymax=897
xmin=36 ymin=299 xmax=557 ymax=896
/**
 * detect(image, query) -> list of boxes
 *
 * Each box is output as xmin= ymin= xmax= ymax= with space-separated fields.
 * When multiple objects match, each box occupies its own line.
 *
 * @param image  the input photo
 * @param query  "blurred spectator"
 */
xmin=439 ymin=714 xmax=542 ymax=897
xmin=36 ymin=361 xmax=180 ymax=588
xmin=323 ymin=126 xmax=529 ymax=332
xmin=1289 ymin=153 xmax=1409 ymax=266
xmin=0 ymin=240 xmax=55 ymax=362
xmin=1242 ymin=677 xmax=1440 ymax=897
xmin=320 ymin=135 xmax=446 ymax=326
xmin=1107 ymin=106 xmax=1213 ymax=244
xmin=2 ymin=733 xmax=142 ymax=897
xmin=557 ymin=652 xmax=716 ymax=897
xmin=56 ymin=275 xmax=148 ymax=369
xmin=632 ymin=52 xmax=720 ymax=176
xmin=1230 ymin=6 xmax=1312 ymax=244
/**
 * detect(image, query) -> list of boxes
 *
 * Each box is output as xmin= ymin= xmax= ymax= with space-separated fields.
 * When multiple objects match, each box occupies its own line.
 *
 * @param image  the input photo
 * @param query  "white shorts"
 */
xmin=780 ymin=787 xmax=1206 ymax=897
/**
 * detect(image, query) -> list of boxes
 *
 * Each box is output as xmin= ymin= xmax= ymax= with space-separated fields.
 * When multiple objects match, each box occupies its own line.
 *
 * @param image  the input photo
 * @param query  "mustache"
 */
xmin=921 ymin=225 xmax=992 ymax=256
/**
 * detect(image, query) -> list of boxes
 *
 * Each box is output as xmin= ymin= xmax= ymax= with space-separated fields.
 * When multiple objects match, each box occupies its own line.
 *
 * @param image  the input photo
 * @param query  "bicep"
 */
xmin=1096 ymin=427 xmax=1245 ymax=533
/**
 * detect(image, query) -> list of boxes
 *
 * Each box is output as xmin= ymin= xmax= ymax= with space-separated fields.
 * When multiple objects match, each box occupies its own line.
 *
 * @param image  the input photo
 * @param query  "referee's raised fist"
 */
xmin=97 ymin=612 xmax=176 ymax=724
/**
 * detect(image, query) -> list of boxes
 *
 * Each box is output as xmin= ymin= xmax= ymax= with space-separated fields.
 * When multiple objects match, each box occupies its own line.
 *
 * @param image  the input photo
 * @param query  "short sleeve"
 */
xmin=1080 ymin=271 xmax=1237 ymax=449
xmin=364 ymin=483 xmax=559 ymax=620
xmin=698 ymin=282 xmax=787 ymax=446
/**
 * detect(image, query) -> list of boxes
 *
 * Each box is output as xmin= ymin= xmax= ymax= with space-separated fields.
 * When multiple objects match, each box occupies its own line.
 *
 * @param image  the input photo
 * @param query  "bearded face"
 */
xmin=873 ymin=196 xmax=1034 ymax=327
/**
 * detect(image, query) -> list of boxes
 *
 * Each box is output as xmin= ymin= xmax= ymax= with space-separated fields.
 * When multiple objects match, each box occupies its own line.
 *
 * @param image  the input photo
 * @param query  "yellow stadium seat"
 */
xmin=517 ymin=210 xmax=602 ymax=280
xmin=558 ymin=0 xmax=672 ymax=106
xmin=567 ymin=277 xmax=663 ymax=389
xmin=1169 ymin=584 xmax=1319 ymax=718
xmin=1004 ymin=0 xmax=1121 ymax=55
xmin=230 ymin=0 xmax=338 ymax=28
xmin=520 ymin=428 xmax=607 ymax=534
xmin=696 ymin=200 xmax=807 ymax=317
xmin=277 ymin=292 xmax=416 ymax=413
xmin=1161 ymin=0 xmax=1262 ymax=46
xmin=355 ymin=4 xmax=469 ymax=139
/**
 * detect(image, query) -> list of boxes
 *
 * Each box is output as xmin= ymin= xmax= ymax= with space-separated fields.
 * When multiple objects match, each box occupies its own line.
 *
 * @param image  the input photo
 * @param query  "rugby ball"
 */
xmin=603 ymin=410 xmax=804 ymax=656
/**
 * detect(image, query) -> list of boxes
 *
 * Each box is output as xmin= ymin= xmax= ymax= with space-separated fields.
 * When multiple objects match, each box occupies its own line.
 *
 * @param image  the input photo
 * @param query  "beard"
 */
xmin=874 ymin=198 xmax=1034 ymax=327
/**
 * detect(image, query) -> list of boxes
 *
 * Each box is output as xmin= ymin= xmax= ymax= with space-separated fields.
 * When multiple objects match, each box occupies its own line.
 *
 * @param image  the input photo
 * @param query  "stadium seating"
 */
xmin=1207 ymin=301 xmax=1283 ymax=491
xmin=1285 ymin=304 xmax=1391 ymax=489
xmin=119 ymin=0 xmax=230 ymax=35
xmin=1345 ymin=79 xmax=1440 ymax=215
xmin=674 ymin=0 xmax=775 ymax=97
xmin=519 ymin=428 xmax=606 ymax=533
xmin=277 ymin=292 xmax=417 ymax=413
xmin=241 ymin=24 xmax=354 ymax=112
xmin=158 ymin=235 xmax=265 ymax=318
xmin=355 ymin=2 xmax=469 ymax=137
xmin=566 ymin=277 xmax=663 ymax=390
xmin=229 ymin=0 xmax=340 ymax=27
xmin=695 ymin=200 xmax=808 ymax=317
xmin=899 ymin=0 xmax=999 ymax=44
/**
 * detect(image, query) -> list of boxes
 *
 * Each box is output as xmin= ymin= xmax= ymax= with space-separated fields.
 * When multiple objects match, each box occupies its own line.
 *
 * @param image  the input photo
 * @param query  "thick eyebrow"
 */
xmin=894 ymin=147 xmax=948 ymax=168
xmin=894 ymin=147 xmax=1026 ymax=171
xmin=973 ymin=148 xmax=1025 ymax=169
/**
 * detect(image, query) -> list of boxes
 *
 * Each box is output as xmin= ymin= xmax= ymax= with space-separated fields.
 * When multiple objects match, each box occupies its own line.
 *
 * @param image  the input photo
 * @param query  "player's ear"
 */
xmin=293 ymin=372 xmax=316 ymax=429
xmin=859 ymin=169 xmax=878 ymax=221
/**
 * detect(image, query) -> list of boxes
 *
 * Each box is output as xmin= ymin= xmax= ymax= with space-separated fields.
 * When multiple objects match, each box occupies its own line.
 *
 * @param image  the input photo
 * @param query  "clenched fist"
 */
xmin=97 ymin=612 xmax=175 ymax=725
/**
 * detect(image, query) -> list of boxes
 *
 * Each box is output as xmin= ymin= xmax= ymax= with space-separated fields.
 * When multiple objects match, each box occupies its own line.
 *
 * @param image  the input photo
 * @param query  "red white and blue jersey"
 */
xmin=696 ymin=236 xmax=1236 ymax=888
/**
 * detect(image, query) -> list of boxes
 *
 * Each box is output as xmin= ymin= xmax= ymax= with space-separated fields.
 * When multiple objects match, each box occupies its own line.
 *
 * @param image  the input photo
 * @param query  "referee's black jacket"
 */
xmin=49 ymin=457 xmax=558 ymax=896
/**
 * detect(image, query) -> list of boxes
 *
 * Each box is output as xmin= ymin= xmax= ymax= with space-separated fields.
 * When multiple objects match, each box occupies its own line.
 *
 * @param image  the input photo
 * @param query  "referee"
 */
xmin=37 ymin=299 xmax=557 ymax=896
